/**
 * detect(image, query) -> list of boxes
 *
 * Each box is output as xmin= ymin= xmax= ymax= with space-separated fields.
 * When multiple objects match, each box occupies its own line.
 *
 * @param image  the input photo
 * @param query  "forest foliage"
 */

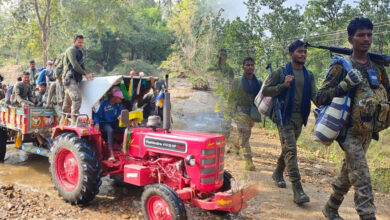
xmin=0 ymin=0 xmax=388 ymax=81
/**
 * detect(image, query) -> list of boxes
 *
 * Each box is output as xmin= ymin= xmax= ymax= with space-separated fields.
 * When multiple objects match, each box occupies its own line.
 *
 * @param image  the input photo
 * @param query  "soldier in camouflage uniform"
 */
xmin=35 ymin=82 xmax=47 ymax=107
xmin=28 ymin=60 xmax=38 ymax=89
xmin=45 ymin=78 xmax=64 ymax=115
xmin=227 ymin=57 xmax=262 ymax=171
xmin=316 ymin=18 xmax=389 ymax=220
xmin=262 ymin=40 xmax=318 ymax=204
xmin=11 ymin=71 xmax=37 ymax=107
xmin=61 ymin=35 xmax=93 ymax=125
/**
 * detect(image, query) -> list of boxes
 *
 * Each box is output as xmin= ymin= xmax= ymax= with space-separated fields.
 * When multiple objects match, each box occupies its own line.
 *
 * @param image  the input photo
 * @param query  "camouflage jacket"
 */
xmin=11 ymin=82 xmax=34 ymax=106
xmin=315 ymin=57 xmax=390 ymax=134
xmin=36 ymin=91 xmax=47 ymax=107
xmin=63 ymin=46 xmax=86 ymax=77
xmin=228 ymin=75 xmax=263 ymax=114
xmin=28 ymin=68 xmax=38 ymax=87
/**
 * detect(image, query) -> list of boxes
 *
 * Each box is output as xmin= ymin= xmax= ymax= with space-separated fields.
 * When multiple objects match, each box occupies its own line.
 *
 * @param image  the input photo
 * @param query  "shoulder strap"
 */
xmin=279 ymin=67 xmax=286 ymax=84
xmin=18 ymin=82 xmax=24 ymax=94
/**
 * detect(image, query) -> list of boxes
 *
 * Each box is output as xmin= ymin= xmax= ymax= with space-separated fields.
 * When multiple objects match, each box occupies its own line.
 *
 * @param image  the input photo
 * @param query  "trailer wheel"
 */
xmin=49 ymin=133 xmax=102 ymax=205
xmin=141 ymin=184 xmax=186 ymax=220
xmin=0 ymin=128 xmax=7 ymax=162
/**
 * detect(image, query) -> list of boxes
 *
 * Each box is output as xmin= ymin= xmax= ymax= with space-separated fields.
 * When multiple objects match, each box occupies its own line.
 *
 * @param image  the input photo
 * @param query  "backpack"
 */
xmin=53 ymin=53 xmax=65 ymax=79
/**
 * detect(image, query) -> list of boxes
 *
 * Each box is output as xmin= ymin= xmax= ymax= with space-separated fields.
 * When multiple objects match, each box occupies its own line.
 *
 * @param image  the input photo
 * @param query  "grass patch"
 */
xmin=297 ymin=120 xmax=390 ymax=193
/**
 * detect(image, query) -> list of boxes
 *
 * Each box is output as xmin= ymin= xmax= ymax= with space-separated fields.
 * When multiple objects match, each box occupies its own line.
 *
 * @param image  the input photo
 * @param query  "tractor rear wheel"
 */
xmin=141 ymin=184 xmax=186 ymax=220
xmin=0 ymin=128 xmax=7 ymax=162
xmin=49 ymin=132 xmax=102 ymax=205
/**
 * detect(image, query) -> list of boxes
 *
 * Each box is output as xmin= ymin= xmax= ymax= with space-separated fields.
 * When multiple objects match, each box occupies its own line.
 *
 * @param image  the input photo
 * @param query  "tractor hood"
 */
xmin=79 ymin=75 xmax=123 ymax=118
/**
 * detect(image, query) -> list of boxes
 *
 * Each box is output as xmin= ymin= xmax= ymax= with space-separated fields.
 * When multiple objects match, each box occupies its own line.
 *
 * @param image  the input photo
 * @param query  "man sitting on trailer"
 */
xmin=35 ymin=82 xmax=47 ymax=107
xmin=11 ymin=71 xmax=37 ymax=107
xmin=93 ymin=90 xmax=124 ymax=161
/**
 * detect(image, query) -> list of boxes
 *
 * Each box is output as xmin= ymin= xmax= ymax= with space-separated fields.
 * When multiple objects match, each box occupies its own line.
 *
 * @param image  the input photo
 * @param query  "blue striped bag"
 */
xmin=313 ymin=55 xmax=354 ymax=146
xmin=314 ymin=94 xmax=351 ymax=146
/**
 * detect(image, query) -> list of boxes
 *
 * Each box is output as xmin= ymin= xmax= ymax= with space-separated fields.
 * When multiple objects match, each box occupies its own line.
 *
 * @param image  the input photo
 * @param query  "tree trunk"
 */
xmin=33 ymin=0 xmax=51 ymax=64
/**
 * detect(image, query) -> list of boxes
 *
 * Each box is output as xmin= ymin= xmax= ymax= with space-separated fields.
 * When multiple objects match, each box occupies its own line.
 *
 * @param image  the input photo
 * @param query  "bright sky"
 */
xmin=220 ymin=0 xmax=359 ymax=20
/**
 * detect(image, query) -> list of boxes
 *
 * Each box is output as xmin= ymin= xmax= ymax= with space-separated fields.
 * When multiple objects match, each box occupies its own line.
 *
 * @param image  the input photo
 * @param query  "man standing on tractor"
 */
xmin=227 ymin=57 xmax=262 ymax=171
xmin=11 ymin=71 xmax=37 ymax=107
xmin=262 ymin=40 xmax=318 ymax=205
xmin=62 ymin=35 xmax=93 ymax=125
xmin=28 ymin=60 xmax=38 ymax=89
xmin=94 ymin=90 xmax=124 ymax=161
xmin=316 ymin=18 xmax=389 ymax=220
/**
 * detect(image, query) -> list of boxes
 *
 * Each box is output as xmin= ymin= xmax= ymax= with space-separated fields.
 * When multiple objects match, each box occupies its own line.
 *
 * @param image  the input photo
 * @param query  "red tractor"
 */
xmin=1 ymin=74 xmax=258 ymax=219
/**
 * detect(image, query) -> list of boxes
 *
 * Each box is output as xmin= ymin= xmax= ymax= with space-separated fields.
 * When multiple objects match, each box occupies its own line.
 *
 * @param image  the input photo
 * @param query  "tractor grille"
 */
xmin=200 ymin=142 xmax=225 ymax=184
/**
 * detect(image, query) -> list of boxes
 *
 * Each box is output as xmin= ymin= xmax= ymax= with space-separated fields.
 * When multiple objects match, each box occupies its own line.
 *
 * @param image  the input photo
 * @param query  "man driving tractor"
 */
xmin=93 ymin=89 xmax=124 ymax=161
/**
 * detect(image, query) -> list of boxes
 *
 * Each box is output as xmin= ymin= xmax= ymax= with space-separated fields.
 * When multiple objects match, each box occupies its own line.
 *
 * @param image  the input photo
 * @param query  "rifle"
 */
xmin=266 ymin=64 xmax=284 ymax=142
xmin=307 ymin=43 xmax=390 ymax=67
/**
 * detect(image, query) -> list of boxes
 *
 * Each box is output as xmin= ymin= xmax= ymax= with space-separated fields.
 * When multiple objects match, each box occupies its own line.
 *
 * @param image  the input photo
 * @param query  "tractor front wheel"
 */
xmin=141 ymin=184 xmax=186 ymax=220
xmin=49 ymin=133 xmax=102 ymax=204
xmin=0 ymin=128 xmax=7 ymax=162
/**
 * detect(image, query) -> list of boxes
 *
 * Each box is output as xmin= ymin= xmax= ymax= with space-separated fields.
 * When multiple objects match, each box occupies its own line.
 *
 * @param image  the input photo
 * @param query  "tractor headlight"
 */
xmin=185 ymin=155 xmax=196 ymax=166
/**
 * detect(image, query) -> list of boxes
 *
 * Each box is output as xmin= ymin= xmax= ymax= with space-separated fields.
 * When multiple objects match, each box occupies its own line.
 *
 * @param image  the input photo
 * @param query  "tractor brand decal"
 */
xmin=144 ymin=136 xmax=187 ymax=153
xmin=126 ymin=173 xmax=138 ymax=178
xmin=31 ymin=116 xmax=41 ymax=127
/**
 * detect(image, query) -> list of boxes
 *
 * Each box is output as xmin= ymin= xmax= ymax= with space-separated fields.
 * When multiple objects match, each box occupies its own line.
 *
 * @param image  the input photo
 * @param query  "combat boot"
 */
xmin=243 ymin=157 xmax=255 ymax=171
xmin=292 ymin=181 xmax=310 ymax=204
xmin=272 ymin=165 xmax=286 ymax=188
xmin=322 ymin=204 xmax=343 ymax=220
xmin=359 ymin=215 xmax=376 ymax=220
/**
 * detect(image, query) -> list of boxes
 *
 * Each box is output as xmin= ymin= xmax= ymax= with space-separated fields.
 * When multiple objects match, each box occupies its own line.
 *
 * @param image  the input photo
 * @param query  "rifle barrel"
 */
xmin=308 ymin=43 xmax=390 ymax=66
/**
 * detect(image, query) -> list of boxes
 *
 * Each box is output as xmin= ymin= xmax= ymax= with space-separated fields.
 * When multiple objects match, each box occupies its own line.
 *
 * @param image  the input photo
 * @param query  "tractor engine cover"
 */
xmin=124 ymin=164 xmax=151 ymax=186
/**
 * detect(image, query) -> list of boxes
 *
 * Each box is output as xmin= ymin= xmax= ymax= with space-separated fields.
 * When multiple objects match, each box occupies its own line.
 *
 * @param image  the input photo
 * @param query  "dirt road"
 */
xmin=1 ymin=127 xmax=390 ymax=220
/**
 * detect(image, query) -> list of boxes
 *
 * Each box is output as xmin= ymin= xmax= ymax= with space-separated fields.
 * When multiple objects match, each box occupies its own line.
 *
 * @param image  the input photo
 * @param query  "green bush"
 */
xmin=110 ymin=59 xmax=160 ymax=77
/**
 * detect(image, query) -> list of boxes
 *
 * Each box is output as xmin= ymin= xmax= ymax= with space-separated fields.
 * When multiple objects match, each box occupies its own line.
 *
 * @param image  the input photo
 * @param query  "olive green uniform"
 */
xmin=228 ymin=75 xmax=262 ymax=164
xmin=315 ymin=58 xmax=389 ymax=218
xmin=46 ymin=80 xmax=64 ymax=114
xmin=263 ymin=67 xmax=317 ymax=182
xmin=61 ymin=46 xmax=87 ymax=125
xmin=28 ymin=68 xmax=38 ymax=88
xmin=36 ymin=91 xmax=47 ymax=107
xmin=10 ymin=82 xmax=35 ymax=106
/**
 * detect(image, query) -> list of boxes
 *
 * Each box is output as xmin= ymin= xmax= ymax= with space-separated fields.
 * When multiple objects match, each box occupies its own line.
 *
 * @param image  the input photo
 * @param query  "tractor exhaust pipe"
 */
xmin=163 ymin=74 xmax=171 ymax=133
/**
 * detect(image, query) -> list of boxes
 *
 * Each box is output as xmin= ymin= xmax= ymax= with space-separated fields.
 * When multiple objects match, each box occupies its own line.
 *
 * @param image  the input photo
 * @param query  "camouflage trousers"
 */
xmin=226 ymin=113 xmax=254 ymax=160
xmin=331 ymin=130 xmax=375 ymax=216
xmin=276 ymin=113 xmax=303 ymax=182
xmin=62 ymin=79 xmax=81 ymax=125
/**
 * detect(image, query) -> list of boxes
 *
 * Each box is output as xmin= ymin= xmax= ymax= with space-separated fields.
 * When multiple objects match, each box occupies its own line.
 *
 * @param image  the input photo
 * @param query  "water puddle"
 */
xmin=0 ymin=146 xmax=52 ymax=192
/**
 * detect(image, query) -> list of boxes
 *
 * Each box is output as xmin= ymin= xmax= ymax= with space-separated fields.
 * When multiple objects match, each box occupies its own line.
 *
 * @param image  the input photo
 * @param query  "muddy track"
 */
xmin=1 ymin=127 xmax=389 ymax=220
